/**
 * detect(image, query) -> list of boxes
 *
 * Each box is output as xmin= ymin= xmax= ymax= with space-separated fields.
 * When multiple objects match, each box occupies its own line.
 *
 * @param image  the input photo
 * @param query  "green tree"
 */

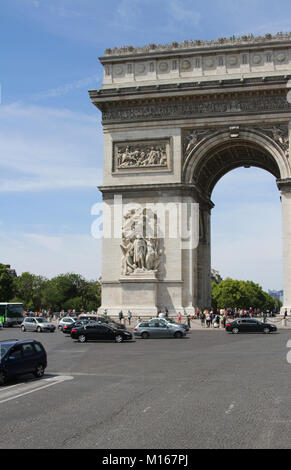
xmin=211 ymin=277 xmax=281 ymax=310
xmin=41 ymin=273 xmax=89 ymax=311
xmin=0 ymin=264 xmax=14 ymax=301
xmin=13 ymin=272 xmax=47 ymax=310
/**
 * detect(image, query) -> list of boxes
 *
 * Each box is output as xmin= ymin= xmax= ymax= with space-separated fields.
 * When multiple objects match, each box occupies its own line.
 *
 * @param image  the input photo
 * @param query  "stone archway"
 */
xmin=182 ymin=127 xmax=291 ymax=310
xmin=90 ymin=34 xmax=291 ymax=316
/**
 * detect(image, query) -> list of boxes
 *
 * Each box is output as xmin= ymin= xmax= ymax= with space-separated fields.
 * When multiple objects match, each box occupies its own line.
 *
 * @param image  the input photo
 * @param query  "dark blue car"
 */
xmin=0 ymin=339 xmax=47 ymax=385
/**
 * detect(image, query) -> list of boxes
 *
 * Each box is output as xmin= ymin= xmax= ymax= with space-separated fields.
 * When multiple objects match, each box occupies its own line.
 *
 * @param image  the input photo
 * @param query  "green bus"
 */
xmin=0 ymin=303 xmax=24 ymax=327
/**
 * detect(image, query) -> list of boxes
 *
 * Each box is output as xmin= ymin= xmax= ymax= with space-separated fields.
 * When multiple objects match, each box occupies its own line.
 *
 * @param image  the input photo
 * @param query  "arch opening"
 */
xmin=193 ymin=140 xmax=281 ymax=198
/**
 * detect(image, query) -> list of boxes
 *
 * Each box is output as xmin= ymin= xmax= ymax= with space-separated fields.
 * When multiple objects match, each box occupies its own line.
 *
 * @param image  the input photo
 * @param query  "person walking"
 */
xmin=187 ymin=313 xmax=191 ymax=328
xmin=177 ymin=312 xmax=182 ymax=323
xmin=206 ymin=311 xmax=211 ymax=328
xmin=119 ymin=310 xmax=124 ymax=323
xmin=127 ymin=310 xmax=132 ymax=326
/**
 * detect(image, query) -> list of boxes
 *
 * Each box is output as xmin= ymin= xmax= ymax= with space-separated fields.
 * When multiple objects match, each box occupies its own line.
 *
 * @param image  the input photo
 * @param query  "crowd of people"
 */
xmin=23 ymin=305 xmax=289 ymax=329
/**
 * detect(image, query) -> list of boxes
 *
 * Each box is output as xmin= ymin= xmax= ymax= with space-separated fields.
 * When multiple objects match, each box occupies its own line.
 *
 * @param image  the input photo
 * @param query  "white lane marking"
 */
xmin=143 ymin=406 xmax=151 ymax=413
xmin=0 ymin=375 xmax=73 ymax=404
xmin=225 ymin=402 xmax=235 ymax=415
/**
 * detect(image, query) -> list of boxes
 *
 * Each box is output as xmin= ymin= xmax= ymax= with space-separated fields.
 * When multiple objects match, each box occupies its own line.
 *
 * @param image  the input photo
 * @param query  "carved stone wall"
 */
xmin=102 ymin=92 xmax=291 ymax=124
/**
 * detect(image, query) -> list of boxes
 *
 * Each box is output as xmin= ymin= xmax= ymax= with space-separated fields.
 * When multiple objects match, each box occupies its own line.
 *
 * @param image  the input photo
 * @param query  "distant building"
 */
xmin=211 ymin=269 xmax=223 ymax=284
xmin=3 ymin=265 xmax=17 ymax=278
xmin=268 ymin=289 xmax=284 ymax=303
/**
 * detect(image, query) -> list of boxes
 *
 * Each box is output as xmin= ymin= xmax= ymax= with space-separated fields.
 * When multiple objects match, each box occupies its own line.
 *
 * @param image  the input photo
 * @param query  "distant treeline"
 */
xmin=0 ymin=264 xmax=101 ymax=312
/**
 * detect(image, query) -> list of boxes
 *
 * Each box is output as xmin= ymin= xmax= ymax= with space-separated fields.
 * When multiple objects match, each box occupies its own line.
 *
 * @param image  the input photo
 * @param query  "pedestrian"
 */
xmin=119 ymin=310 xmax=123 ymax=323
xmin=284 ymin=308 xmax=288 ymax=319
xmin=104 ymin=309 xmax=108 ymax=316
xmin=200 ymin=311 xmax=205 ymax=327
xmin=177 ymin=312 xmax=182 ymax=323
xmin=187 ymin=313 xmax=191 ymax=328
xmin=205 ymin=311 xmax=211 ymax=328
xmin=165 ymin=308 xmax=169 ymax=319
xmin=127 ymin=310 xmax=132 ymax=326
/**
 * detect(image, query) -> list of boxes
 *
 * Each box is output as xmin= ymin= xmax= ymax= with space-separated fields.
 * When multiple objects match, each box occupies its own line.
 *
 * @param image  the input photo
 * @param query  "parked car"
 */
xmin=62 ymin=319 xmax=92 ymax=334
xmin=133 ymin=319 xmax=187 ymax=339
xmin=21 ymin=317 xmax=55 ymax=333
xmin=79 ymin=314 xmax=125 ymax=330
xmin=58 ymin=317 xmax=78 ymax=330
xmin=225 ymin=319 xmax=277 ymax=334
xmin=70 ymin=322 xmax=132 ymax=343
xmin=0 ymin=339 xmax=47 ymax=385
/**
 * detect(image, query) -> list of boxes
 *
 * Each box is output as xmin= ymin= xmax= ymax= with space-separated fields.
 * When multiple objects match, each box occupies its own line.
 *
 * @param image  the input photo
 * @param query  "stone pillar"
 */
xmin=196 ymin=206 xmax=212 ymax=310
xmin=278 ymin=179 xmax=291 ymax=313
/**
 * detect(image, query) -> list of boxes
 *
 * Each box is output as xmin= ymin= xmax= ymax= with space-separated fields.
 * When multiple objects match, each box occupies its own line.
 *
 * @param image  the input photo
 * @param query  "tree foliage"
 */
xmin=1 ymin=270 xmax=101 ymax=312
xmin=0 ymin=264 xmax=14 ymax=302
xmin=211 ymin=278 xmax=282 ymax=310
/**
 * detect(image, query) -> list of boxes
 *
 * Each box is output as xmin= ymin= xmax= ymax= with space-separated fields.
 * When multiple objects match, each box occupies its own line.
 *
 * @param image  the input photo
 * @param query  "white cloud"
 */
xmin=0 ymin=102 xmax=102 ymax=192
xmin=169 ymin=0 xmax=201 ymax=26
xmin=31 ymin=75 xmax=100 ymax=102
xmin=0 ymin=231 xmax=102 ymax=280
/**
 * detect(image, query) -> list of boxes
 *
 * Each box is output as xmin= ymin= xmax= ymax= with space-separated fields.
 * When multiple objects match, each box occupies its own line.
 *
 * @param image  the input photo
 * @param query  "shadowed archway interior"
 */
xmin=192 ymin=141 xmax=281 ymax=198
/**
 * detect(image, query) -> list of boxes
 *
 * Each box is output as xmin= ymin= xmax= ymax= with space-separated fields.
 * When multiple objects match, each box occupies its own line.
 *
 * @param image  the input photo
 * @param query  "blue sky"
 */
xmin=1 ymin=0 xmax=290 ymax=289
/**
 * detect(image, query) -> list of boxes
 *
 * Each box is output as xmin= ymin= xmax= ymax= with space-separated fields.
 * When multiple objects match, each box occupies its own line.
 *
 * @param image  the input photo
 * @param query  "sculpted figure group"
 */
xmin=120 ymin=208 xmax=162 ymax=276
xmin=117 ymin=144 xmax=168 ymax=168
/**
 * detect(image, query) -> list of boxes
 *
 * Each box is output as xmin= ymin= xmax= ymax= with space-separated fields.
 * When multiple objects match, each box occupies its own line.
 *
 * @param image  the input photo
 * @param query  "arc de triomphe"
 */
xmin=90 ymin=34 xmax=291 ymax=316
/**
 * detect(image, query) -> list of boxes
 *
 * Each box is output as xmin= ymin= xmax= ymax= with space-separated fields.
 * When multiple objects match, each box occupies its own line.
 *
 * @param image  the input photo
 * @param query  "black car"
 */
xmin=225 ymin=319 xmax=277 ymax=334
xmin=79 ymin=315 xmax=125 ymax=330
xmin=0 ymin=339 xmax=47 ymax=385
xmin=70 ymin=322 xmax=132 ymax=343
xmin=62 ymin=319 xmax=92 ymax=334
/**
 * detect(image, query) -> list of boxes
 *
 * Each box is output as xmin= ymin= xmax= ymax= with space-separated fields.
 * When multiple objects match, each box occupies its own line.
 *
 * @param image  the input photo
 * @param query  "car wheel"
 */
xmin=78 ymin=334 xmax=87 ymax=343
xmin=0 ymin=371 xmax=7 ymax=386
xmin=33 ymin=364 xmax=45 ymax=379
xmin=21 ymin=325 xmax=26 ymax=332
xmin=37 ymin=326 xmax=42 ymax=333
xmin=141 ymin=332 xmax=149 ymax=339
xmin=174 ymin=331 xmax=183 ymax=338
xmin=232 ymin=327 xmax=239 ymax=334
xmin=263 ymin=327 xmax=270 ymax=334
xmin=115 ymin=334 xmax=123 ymax=343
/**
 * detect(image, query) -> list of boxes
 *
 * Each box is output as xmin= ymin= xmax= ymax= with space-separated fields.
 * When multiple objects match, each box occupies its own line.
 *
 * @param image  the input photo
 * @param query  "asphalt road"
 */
xmin=0 ymin=326 xmax=291 ymax=449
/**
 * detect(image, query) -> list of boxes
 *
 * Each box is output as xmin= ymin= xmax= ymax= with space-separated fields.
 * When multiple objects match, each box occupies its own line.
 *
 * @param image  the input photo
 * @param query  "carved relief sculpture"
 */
xmin=114 ymin=140 xmax=170 ymax=171
xmin=120 ymin=208 xmax=162 ymax=276
xmin=259 ymin=125 xmax=289 ymax=158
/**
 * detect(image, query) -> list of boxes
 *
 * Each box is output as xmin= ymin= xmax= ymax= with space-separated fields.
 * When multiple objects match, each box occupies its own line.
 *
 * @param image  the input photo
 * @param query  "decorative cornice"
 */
xmin=98 ymin=183 xmax=214 ymax=208
xmin=103 ymin=32 xmax=291 ymax=58
xmin=90 ymin=75 xmax=290 ymax=102
xmin=277 ymin=178 xmax=291 ymax=192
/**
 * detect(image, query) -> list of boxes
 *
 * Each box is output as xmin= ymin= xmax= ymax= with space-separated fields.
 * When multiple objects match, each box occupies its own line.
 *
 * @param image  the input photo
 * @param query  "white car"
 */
xmin=58 ymin=317 xmax=77 ymax=330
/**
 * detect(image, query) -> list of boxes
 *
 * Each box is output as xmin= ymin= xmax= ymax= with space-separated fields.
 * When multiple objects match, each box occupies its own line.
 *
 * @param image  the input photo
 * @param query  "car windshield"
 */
xmin=36 ymin=318 xmax=46 ymax=323
xmin=0 ymin=343 xmax=13 ymax=359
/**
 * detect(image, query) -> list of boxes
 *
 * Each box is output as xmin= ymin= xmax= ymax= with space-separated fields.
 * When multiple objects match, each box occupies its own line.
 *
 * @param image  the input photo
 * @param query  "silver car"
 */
xmin=133 ymin=318 xmax=186 ymax=339
xmin=21 ymin=317 xmax=55 ymax=333
xmin=58 ymin=317 xmax=77 ymax=330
